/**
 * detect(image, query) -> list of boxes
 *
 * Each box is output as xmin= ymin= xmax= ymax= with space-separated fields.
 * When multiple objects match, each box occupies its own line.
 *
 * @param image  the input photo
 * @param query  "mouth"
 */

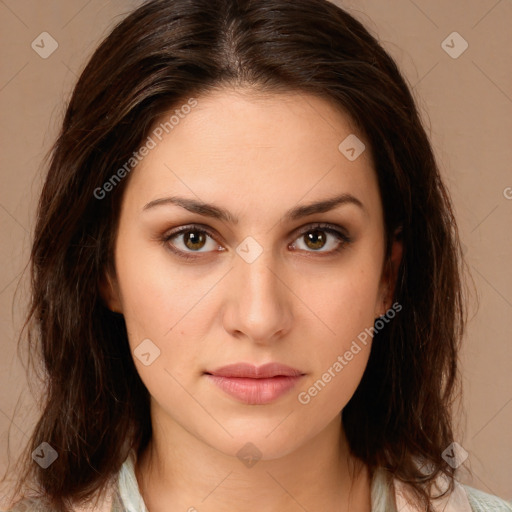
xmin=204 ymin=362 xmax=305 ymax=405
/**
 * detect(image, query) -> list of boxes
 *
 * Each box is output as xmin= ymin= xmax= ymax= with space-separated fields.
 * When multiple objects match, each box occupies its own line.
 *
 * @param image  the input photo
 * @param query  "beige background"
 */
xmin=0 ymin=0 xmax=511 ymax=503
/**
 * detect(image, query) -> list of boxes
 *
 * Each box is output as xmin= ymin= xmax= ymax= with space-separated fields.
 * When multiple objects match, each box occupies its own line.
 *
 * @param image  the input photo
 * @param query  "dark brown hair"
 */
xmin=5 ymin=0 xmax=468 ymax=510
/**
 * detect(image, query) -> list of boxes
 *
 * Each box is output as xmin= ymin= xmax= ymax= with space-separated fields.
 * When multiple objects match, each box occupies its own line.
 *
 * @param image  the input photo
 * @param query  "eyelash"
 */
xmin=160 ymin=223 xmax=352 ymax=261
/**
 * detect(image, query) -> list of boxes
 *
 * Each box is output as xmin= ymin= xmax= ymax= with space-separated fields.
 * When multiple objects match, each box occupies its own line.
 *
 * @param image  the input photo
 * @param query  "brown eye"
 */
xmin=290 ymin=224 xmax=351 ymax=255
xmin=303 ymin=230 xmax=327 ymax=250
xmin=162 ymin=226 xmax=221 ymax=259
xmin=182 ymin=230 xmax=207 ymax=251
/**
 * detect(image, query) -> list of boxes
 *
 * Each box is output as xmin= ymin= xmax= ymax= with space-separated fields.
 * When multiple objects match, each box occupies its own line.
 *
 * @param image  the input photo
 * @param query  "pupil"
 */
xmin=306 ymin=230 xmax=325 ymax=250
xmin=185 ymin=231 xmax=205 ymax=250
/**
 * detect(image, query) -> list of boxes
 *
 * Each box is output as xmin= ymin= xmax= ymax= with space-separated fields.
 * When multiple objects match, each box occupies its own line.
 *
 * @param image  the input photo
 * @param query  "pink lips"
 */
xmin=205 ymin=362 xmax=305 ymax=405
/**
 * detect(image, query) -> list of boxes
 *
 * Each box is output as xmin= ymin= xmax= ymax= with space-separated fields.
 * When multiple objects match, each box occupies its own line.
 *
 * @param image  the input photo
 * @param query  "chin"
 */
xmin=196 ymin=419 xmax=318 ymax=463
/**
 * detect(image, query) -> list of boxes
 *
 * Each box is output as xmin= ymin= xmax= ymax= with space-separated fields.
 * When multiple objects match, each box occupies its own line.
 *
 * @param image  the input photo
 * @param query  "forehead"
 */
xmin=164 ymin=87 xmax=365 ymax=159
xmin=122 ymin=87 xmax=380 ymax=220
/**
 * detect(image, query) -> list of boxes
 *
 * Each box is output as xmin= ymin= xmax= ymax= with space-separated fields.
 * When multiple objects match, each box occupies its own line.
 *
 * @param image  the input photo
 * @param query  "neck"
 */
xmin=135 ymin=410 xmax=371 ymax=512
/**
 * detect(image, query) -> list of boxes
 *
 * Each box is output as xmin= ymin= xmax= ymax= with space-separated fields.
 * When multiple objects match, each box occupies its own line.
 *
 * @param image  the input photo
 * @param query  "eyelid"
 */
xmin=293 ymin=222 xmax=351 ymax=241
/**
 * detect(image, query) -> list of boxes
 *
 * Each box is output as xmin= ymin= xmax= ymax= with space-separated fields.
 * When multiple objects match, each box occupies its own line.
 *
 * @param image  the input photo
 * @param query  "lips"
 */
xmin=204 ymin=362 xmax=305 ymax=405
xmin=207 ymin=362 xmax=303 ymax=378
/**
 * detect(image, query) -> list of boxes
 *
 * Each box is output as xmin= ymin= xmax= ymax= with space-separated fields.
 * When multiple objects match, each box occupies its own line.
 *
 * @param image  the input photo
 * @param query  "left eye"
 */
xmin=162 ymin=223 xmax=350 ymax=259
xmin=290 ymin=226 xmax=350 ymax=253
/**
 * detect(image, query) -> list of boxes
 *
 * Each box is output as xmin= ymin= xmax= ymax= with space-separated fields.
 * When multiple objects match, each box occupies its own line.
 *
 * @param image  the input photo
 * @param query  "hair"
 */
xmin=4 ymin=0 xmax=469 ymax=510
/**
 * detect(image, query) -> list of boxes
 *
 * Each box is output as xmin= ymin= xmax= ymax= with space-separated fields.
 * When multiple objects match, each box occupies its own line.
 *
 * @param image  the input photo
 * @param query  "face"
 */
xmin=102 ymin=87 xmax=401 ymax=460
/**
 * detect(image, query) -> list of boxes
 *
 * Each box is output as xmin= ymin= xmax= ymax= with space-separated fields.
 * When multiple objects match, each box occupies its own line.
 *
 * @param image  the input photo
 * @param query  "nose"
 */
xmin=222 ymin=247 xmax=293 ymax=346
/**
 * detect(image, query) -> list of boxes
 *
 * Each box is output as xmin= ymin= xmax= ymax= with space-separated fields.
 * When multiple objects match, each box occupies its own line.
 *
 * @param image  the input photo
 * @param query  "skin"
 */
xmin=101 ymin=87 xmax=402 ymax=512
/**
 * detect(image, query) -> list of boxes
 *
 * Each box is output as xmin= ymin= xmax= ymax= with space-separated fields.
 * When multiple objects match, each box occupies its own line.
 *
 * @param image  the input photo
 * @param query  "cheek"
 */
xmin=294 ymin=309 xmax=374 ymax=425
xmin=114 ymin=246 xmax=203 ymax=406
xmin=114 ymin=234 xmax=211 ymax=342
xmin=310 ymin=253 xmax=383 ymax=348
xmin=296 ymin=345 xmax=371 ymax=410
xmin=113 ymin=235 xmax=222 ymax=393
xmin=320 ymin=267 xmax=379 ymax=325
xmin=292 ymin=254 xmax=381 ymax=413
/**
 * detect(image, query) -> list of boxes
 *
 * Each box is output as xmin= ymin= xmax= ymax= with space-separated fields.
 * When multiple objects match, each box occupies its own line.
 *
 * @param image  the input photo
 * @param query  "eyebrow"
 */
xmin=142 ymin=193 xmax=365 ymax=224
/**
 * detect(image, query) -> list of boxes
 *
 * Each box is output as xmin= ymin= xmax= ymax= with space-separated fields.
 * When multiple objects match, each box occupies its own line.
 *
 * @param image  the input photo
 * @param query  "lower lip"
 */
xmin=205 ymin=374 xmax=303 ymax=405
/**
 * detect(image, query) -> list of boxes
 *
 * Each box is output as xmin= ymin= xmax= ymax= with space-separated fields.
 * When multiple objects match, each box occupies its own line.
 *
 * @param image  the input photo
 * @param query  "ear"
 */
xmin=376 ymin=228 xmax=403 ymax=318
xmin=98 ymin=268 xmax=123 ymax=314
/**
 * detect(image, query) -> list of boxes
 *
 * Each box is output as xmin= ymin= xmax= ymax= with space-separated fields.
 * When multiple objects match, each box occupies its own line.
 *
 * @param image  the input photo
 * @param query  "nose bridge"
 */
xmin=235 ymin=234 xmax=280 ymax=295
xmin=241 ymin=251 xmax=279 ymax=302
xmin=226 ymin=241 xmax=292 ymax=342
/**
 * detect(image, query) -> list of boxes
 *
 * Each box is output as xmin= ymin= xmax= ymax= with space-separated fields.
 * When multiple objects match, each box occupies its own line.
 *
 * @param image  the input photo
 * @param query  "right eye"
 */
xmin=161 ymin=225 xmax=226 ymax=260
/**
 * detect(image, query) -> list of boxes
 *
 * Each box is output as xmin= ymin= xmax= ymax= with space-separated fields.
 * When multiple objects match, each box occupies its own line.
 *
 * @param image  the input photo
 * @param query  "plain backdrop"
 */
xmin=0 ymin=0 xmax=511 ymax=503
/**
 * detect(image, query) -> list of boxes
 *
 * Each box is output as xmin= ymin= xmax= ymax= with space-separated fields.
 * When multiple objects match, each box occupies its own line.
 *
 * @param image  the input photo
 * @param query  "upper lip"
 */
xmin=206 ymin=362 xmax=304 ymax=378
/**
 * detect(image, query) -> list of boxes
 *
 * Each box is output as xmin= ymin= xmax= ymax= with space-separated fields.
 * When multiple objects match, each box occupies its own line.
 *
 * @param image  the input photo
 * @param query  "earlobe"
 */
xmin=98 ymin=270 xmax=123 ymax=313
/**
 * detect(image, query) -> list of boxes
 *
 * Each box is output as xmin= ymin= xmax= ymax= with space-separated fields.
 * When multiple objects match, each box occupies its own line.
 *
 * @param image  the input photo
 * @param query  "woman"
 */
xmin=3 ymin=0 xmax=511 ymax=511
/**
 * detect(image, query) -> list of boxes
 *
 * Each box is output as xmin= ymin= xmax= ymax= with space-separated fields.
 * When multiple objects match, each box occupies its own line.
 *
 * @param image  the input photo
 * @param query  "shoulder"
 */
xmin=391 ymin=469 xmax=512 ymax=512
xmin=462 ymin=485 xmax=512 ymax=512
